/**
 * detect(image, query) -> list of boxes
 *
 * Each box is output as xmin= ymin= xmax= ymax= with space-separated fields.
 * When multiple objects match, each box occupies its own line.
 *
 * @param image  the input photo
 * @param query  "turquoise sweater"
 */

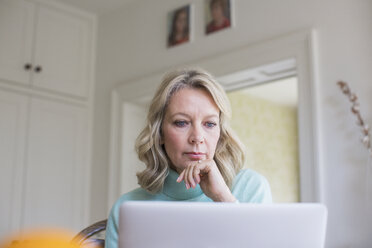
xmin=105 ymin=168 xmax=272 ymax=248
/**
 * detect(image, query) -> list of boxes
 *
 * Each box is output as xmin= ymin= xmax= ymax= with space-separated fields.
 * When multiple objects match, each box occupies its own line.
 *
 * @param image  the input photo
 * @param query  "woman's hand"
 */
xmin=176 ymin=159 xmax=236 ymax=202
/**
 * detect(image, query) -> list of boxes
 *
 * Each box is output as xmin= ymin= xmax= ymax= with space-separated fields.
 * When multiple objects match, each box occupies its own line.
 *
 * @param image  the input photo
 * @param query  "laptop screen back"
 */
xmin=119 ymin=201 xmax=327 ymax=248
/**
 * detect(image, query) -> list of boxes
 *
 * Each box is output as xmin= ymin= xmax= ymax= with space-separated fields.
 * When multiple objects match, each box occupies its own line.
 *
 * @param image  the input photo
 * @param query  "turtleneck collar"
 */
xmin=162 ymin=169 xmax=204 ymax=200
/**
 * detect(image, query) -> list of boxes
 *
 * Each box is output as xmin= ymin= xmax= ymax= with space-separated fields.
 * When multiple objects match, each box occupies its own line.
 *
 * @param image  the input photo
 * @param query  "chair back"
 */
xmin=72 ymin=219 xmax=107 ymax=248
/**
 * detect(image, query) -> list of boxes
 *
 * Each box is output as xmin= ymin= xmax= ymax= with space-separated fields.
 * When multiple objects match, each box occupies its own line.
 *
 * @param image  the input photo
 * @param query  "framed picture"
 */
xmin=167 ymin=5 xmax=191 ymax=48
xmin=205 ymin=0 xmax=232 ymax=34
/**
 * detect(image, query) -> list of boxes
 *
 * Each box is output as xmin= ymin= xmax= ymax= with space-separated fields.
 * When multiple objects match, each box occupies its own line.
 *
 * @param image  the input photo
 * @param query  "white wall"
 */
xmin=93 ymin=0 xmax=372 ymax=247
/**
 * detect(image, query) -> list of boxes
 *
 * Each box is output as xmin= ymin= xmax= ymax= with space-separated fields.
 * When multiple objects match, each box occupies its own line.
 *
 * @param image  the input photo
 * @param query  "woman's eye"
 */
xmin=174 ymin=120 xmax=188 ymax=127
xmin=205 ymin=122 xmax=217 ymax=128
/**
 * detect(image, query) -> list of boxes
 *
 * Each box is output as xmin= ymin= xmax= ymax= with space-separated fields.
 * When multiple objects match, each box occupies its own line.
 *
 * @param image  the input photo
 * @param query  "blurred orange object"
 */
xmin=0 ymin=228 xmax=85 ymax=248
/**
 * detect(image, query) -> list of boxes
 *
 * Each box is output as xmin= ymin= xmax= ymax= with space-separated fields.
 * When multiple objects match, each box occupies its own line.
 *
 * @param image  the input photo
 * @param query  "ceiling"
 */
xmin=218 ymin=58 xmax=298 ymax=107
xmin=54 ymin=0 xmax=136 ymax=15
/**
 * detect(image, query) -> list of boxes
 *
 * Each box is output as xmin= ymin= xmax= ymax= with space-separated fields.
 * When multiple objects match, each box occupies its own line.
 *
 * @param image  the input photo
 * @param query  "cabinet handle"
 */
xmin=34 ymin=66 xmax=42 ymax=73
xmin=24 ymin=63 xmax=32 ymax=70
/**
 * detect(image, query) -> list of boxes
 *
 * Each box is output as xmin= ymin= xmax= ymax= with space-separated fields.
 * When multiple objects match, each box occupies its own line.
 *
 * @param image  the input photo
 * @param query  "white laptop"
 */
xmin=119 ymin=201 xmax=327 ymax=248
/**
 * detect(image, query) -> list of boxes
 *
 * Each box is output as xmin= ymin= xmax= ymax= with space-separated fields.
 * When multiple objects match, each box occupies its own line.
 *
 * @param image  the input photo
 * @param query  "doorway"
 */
xmin=227 ymin=77 xmax=299 ymax=202
xmin=217 ymin=58 xmax=300 ymax=202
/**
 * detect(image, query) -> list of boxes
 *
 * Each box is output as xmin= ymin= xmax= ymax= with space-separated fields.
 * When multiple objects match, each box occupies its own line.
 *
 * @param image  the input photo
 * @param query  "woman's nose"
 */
xmin=188 ymin=127 xmax=204 ymax=144
xmin=190 ymin=136 xmax=204 ymax=144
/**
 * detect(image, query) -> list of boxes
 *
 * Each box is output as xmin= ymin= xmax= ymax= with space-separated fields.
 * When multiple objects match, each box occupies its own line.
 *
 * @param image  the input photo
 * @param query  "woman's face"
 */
xmin=175 ymin=11 xmax=187 ymax=33
xmin=162 ymin=88 xmax=220 ymax=173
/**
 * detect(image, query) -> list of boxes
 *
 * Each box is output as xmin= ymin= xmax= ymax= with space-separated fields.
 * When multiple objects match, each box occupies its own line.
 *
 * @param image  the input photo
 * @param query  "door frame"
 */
xmin=108 ymin=29 xmax=322 ymax=208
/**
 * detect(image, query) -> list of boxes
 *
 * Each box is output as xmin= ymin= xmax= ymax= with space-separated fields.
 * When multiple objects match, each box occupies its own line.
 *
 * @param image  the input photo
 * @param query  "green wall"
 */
xmin=227 ymin=91 xmax=299 ymax=202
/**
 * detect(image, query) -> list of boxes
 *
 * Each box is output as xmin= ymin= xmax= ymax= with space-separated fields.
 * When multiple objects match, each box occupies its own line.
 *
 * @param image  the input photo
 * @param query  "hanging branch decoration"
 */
xmin=337 ymin=81 xmax=372 ymax=157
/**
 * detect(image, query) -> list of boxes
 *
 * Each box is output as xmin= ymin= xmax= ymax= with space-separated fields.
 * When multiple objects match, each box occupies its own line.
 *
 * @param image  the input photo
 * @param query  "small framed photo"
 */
xmin=167 ymin=5 xmax=191 ymax=48
xmin=205 ymin=0 xmax=232 ymax=35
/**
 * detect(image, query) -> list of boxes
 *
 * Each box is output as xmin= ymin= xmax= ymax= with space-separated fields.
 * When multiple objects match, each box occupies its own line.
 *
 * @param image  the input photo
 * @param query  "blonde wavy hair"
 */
xmin=135 ymin=68 xmax=245 ymax=193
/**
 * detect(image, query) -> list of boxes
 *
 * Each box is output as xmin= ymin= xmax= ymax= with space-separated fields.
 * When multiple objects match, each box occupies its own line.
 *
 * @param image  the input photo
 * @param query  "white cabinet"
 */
xmin=0 ymin=0 xmax=34 ymax=86
xmin=0 ymin=90 xmax=28 ymax=237
xmin=23 ymin=98 xmax=88 ymax=230
xmin=0 ymin=0 xmax=95 ymax=239
xmin=0 ymin=0 xmax=93 ymax=98
xmin=0 ymin=89 xmax=91 ymax=238
xmin=32 ymin=4 xmax=92 ymax=97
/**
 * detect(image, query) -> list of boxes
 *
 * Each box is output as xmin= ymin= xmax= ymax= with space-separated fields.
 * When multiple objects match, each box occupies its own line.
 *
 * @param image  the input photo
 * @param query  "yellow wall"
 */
xmin=227 ymin=91 xmax=300 ymax=202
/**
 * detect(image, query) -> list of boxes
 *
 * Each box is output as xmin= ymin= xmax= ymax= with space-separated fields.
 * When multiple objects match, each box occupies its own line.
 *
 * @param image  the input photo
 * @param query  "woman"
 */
xmin=168 ymin=6 xmax=189 ymax=47
xmin=105 ymin=69 xmax=272 ymax=248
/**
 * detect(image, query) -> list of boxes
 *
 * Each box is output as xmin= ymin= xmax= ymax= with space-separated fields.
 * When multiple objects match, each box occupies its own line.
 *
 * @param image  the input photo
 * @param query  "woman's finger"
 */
xmin=185 ymin=163 xmax=194 ymax=189
xmin=193 ymin=164 xmax=201 ymax=184
xmin=187 ymin=164 xmax=197 ymax=188
xmin=182 ymin=166 xmax=190 ymax=189
xmin=193 ymin=160 xmax=209 ymax=186
xmin=176 ymin=170 xmax=185 ymax=183
xmin=176 ymin=160 xmax=209 ymax=189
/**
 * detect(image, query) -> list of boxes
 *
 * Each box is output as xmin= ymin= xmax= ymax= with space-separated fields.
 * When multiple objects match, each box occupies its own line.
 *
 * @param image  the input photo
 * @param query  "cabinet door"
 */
xmin=0 ymin=89 xmax=28 ymax=238
xmin=23 ymin=98 xmax=88 ymax=231
xmin=32 ymin=5 xmax=92 ymax=98
xmin=0 ymin=0 xmax=34 ymax=85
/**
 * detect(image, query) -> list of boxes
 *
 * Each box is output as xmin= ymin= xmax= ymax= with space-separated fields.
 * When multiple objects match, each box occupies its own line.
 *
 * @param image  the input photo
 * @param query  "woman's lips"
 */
xmin=184 ymin=152 xmax=206 ymax=160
